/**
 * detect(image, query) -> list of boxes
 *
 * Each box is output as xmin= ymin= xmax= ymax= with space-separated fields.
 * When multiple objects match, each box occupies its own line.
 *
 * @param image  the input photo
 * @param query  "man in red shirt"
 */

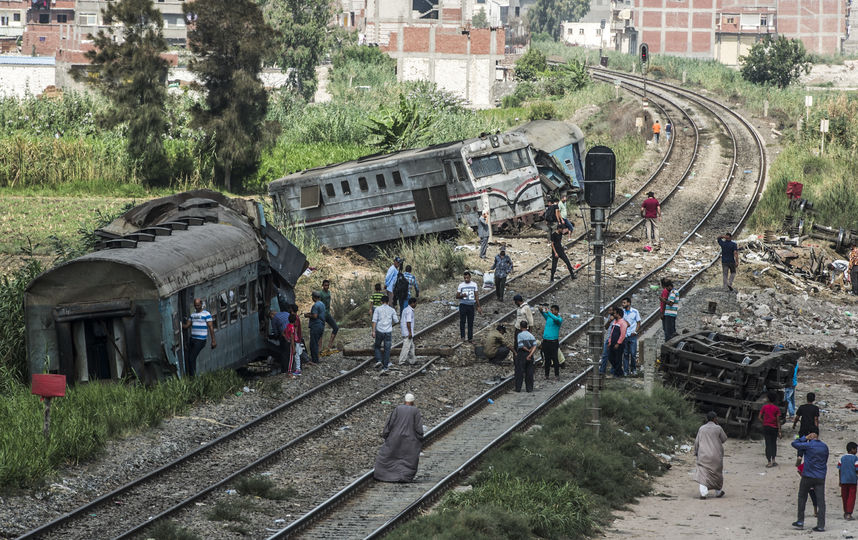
xmin=641 ymin=191 xmax=661 ymax=249
xmin=758 ymin=390 xmax=782 ymax=468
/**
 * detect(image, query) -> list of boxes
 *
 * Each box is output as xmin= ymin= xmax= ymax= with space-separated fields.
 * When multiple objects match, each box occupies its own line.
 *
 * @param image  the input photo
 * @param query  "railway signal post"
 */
xmin=640 ymin=43 xmax=649 ymax=101
xmin=583 ymin=146 xmax=616 ymax=435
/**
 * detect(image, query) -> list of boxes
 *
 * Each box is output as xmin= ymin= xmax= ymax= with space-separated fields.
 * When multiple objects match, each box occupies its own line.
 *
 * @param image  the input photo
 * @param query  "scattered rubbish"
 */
xmin=380 ymin=400 xmax=391 ymax=405
xmin=243 ymin=386 xmax=250 ymax=393
xmin=618 ymin=429 xmax=631 ymax=436
xmin=454 ymin=245 xmax=477 ymax=252
xmin=339 ymin=370 xmax=349 ymax=374
xmin=744 ymin=169 xmax=753 ymax=173
xmin=644 ymin=246 xmax=653 ymax=252
xmin=644 ymin=426 xmax=651 ymax=431
xmin=225 ymin=489 xmax=237 ymax=495
xmin=338 ymin=425 xmax=351 ymax=430
xmin=624 ymin=193 xmax=632 ymax=198
xmin=679 ymin=444 xmax=692 ymax=453
xmin=274 ymin=519 xmax=286 ymax=524
xmin=487 ymin=398 xmax=494 ymax=404
xmin=235 ymin=391 xmax=243 ymax=397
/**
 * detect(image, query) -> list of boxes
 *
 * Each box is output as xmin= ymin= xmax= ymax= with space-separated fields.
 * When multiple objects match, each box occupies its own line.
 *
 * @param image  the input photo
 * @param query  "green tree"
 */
xmin=527 ymin=0 xmax=590 ymax=40
xmin=83 ymin=0 xmax=169 ymax=185
xmin=367 ymin=93 xmax=436 ymax=151
xmin=472 ymin=8 xmax=489 ymax=29
xmin=515 ymin=47 xmax=548 ymax=81
xmin=740 ymin=35 xmax=811 ymax=89
xmin=261 ymin=0 xmax=332 ymax=101
xmin=184 ymin=0 xmax=273 ymax=191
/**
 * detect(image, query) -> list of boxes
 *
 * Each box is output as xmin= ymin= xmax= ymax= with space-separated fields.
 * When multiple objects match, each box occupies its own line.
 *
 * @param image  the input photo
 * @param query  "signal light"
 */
xmin=640 ymin=43 xmax=649 ymax=64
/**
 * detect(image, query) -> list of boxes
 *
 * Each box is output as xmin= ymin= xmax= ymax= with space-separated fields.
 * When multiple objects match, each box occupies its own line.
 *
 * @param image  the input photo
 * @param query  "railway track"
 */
xmin=16 ymin=70 xmax=763 ymax=540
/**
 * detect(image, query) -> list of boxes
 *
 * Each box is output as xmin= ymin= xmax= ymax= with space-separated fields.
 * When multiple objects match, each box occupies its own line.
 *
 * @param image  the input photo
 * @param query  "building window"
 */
xmin=79 ymin=13 xmax=97 ymax=26
xmin=56 ymin=14 xmax=67 ymax=23
xmin=376 ymin=173 xmax=386 ymax=189
xmin=0 ymin=16 xmax=8 ymax=26
xmin=325 ymin=183 xmax=335 ymax=198
xmin=38 ymin=13 xmax=49 ymax=23
xmin=578 ymin=28 xmax=584 ymax=35
xmin=760 ymin=15 xmax=768 ymax=26
xmin=392 ymin=171 xmax=403 ymax=186
xmin=358 ymin=176 xmax=368 ymax=191
xmin=14 ymin=13 xmax=21 ymax=21
xmin=341 ymin=180 xmax=351 ymax=195
xmin=596 ymin=28 xmax=601 ymax=35
xmin=726 ymin=16 xmax=734 ymax=24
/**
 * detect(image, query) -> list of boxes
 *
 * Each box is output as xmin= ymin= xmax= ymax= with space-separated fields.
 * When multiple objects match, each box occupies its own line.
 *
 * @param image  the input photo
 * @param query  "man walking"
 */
xmin=319 ymin=279 xmax=339 ymax=350
xmin=402 ymin=265 xmax=420 ymax=306
xmin=385 ymin=256 xmax=403 ymax=298
xmin=550 ymin=224 xmax=577 ymax=281
xmin=717 ymin=233 xmax=740 ymax=291
xmin=478 ymin=210 xmax=490 ymax=259
xmin=182 ymin=298 xmax=216 ymax=377
xmin=456 ymin=271 xmax=482 ymax=341
xmin=641 ymin=192 xmax=661 ymax=248
xmin=792 ymin=432 xmax=829 ymax=532
xmin=490 ymin=247 xmax=513 ymax=302
xmin=372 ymin=295 xmax=399 ymax=374
xmin=849 ymin=243 xmax=858 ymax=295
xmin=621 ymin=297 xmax=641 ymax=376
xmin=374 ymin=393 xmax=424 ymax=482
xmin=694 ymin=411 xmax=728 ymax=499
xmin=665 ymin=121 xmax=672 ymax=143
xmin=398 ymin=297 xmax=418 ymax=366
xmin=663 ymin=280 xmax=679 ymax=340
xmin=652 ymin=120 xmax=661 ymax=144
xmin=558 ymin=193 xmax=574 ymax=236
xmin=305 ymin=291 xmax=326 ymax=364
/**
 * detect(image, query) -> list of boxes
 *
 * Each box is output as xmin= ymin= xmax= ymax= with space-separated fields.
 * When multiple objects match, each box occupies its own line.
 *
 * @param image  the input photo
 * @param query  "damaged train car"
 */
xmin=659 ymin=331 xmax=800 ymax=437
xmin=24 ymin=190 xmax=307 ymax=385
xmin=268 ymin=120 xmax=585 ymax=249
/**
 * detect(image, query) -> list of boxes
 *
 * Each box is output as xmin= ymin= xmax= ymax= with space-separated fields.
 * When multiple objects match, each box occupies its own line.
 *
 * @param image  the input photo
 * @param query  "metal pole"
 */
xmin=588 ymin=207 xmax=605 ymax=435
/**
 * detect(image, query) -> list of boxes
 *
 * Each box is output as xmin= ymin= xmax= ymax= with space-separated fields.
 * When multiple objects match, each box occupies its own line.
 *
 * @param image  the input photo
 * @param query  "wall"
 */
xmin=0 ymin=58 xmax=55 ymax=97
xmin=561 ymin=21 xmax=608 ymax=48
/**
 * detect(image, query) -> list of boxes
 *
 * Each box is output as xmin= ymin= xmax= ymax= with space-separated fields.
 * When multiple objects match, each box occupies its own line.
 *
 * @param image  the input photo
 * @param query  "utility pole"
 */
xmin=640 ymin=43 xmax=649 ymax=101
xmin=584 ymin=146 xmax=616 ymax=436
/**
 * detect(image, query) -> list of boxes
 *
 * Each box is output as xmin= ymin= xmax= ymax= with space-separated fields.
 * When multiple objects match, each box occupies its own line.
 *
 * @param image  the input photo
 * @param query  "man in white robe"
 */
xmin=694 ymin=411 xmax=728 ymax=498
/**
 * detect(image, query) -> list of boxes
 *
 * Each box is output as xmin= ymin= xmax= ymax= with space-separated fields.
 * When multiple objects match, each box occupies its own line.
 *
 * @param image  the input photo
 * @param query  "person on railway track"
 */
xmin=483 ymin=324 xmax=511 ymax=365
xmin=538 ymin=304 xmax=563 ymax=380
xmin=374 ymin=393 xmax=425 ymax=482
xmin=607 ymin=306 xmax=628 ymax=377
xmin=550 ymin=224 xmax=577 ymax=282
xmin=385 ymin=257 xmax=403 ymax=298
xmin=182 ymin=298 xmax=216 ymax=377
xmin=320 ymin=279 xmax=339 ymax=351
xmin=305 ymin=291 xmax=326 ymax=365
xmin=759 ymin=390 xmax=782 ymax=468
xmin=621 ymin=297 xmax=641 ymax=376
xmin=848 ymin=243 xmax=858 ymax=295
xmin=478 ymin=210 xmax=490 ymax=259
xmin=284 ymin=313 xmax=300 ymax=376
xmin=269 ymin=309 xmax=291 ymax=373
xmin=372 ymin=295 xmax=399 ymax=375
xmin=665 ymin=121 xmax=672 ymax=143
xmin=515 ymin=321 xmax=538 ymax=392
xmin=598 ymin=306 xmax=616 ymax=376
xmin=641 ymin=192 xmax=661 ymax=249
xmin=289 ymin=303 xmax=308 ymax=367
xmin=490 ymin=247 xmax=513 ymax=302
xmin=837 ymin=441 xmax=858 ymax=521
xmin=402 ymin=264 xmax=420 ymax=307
xmin=663 ymin=280 xmax=679 ymax=341
xmin=717 ymin=232 xmax=740 ymax=291
xmin=652 ymin=120 xmax=661 ymax=144
xmin=398 ymin=297 xmax=418 ymax=366
xmin=456 ymin=271 xmax=482 ymax=342
xmin=791 ymin=432 xmax=829 ymax=532
xmin=370 ymin=283 xmax=385 ymax=320
xmin=694 ymin=411 xmax=728 ymax=499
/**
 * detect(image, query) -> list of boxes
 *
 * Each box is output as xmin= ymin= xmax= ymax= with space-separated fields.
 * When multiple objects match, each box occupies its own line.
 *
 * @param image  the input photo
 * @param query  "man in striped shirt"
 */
xmin=663 ymin=282 xmax=679 ymax=340
xmin=182 ymin=298 xmax=216 ymax=377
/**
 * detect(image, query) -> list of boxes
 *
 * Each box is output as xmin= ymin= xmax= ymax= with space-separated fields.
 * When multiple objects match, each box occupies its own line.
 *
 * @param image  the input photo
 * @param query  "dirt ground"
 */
xmin=606 ymin=369 xmax=858 ymax=539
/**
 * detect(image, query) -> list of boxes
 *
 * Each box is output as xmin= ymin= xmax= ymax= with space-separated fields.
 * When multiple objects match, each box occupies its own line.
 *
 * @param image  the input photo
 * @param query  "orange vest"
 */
xmin=652 ymin=123 xmax=661 ymax=134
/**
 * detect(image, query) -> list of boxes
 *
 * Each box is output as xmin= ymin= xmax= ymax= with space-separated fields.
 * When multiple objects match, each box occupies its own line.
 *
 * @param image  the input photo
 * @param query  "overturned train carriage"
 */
xmin=659 ymin=331 xmax=800 ymax=437
xmin=24 ymin=190 xmax=307 ymax=385
xmin=268 ymin=120 xmax=585 ymax=249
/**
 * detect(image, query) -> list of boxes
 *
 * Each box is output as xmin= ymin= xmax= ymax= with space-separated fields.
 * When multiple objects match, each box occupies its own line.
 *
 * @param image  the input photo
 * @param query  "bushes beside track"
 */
xmin=388 ymin=386 xmax=699 ymax=540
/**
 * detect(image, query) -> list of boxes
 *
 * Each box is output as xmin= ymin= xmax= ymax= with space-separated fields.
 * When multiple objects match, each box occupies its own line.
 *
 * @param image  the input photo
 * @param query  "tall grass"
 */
xmin=373 ymin=235 xmax=468 ymax=289
xmin=388 ymin=386 xmax=699 ymax=540
xmin=0 ymin=369 xmax=242 ymax=487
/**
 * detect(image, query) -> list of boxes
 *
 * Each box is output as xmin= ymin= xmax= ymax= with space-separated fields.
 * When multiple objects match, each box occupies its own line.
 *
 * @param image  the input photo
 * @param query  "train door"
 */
xmin=54 ymin=300 xmax=135 ymax=383
xmin=177 ymin=288 xmax=194 ymax=376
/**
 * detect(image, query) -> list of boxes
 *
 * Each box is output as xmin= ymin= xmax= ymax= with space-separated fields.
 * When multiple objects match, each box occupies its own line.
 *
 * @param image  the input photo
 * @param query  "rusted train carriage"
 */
xmin=24 ymin=191 xmax=307 ymax=385
xmin=268 ymin=120 xmax=585 ymax=249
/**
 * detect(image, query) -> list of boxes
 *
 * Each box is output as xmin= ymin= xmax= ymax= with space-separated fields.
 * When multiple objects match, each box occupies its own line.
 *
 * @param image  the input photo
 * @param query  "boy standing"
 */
xmin=456 ymin=271 xmax=482 ymax=341
xmin=838 ymin=442 xmax=858 ymax=520
xmin=370 ymin=283 xmax=385 ymax=320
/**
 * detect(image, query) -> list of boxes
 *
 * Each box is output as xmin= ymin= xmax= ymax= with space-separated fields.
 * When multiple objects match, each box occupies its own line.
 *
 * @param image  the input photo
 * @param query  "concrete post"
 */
xmin=764 ymin=99 xmax=769 ymax=118
xmin=643 ymin=337 xmax=658 ymax=395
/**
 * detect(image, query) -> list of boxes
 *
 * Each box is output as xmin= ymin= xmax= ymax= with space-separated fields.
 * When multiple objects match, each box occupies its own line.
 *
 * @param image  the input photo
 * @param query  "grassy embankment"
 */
xmin=388 ymin=386 xmax=699 ymax=539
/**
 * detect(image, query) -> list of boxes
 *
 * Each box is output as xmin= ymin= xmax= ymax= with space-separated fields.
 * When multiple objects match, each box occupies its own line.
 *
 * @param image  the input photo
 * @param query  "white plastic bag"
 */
xmin=482 ymin=271 xmax=495 ymax=289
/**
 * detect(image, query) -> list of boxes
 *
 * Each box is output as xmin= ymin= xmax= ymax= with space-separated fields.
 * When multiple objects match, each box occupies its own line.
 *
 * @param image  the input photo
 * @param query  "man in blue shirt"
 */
xmin=182 ymin=298 xmax=216 ymax=377
xmin=538 ymin=304 xmax=563 ymax=379
xmin=621 ymin=297 xmax=641 ymax=376
xmin=792 ymin=433 xmax=829 ymax=531
xmin=305 ymin=291 xmax=326 ymax=365
xmin=490 ymin=247 xmax=513 ymax=302
xmin=385 ymin=256 xmax=402 ymax=298
xmin=402 ymin=264 xmax=420 ymax=306
xmin=717 ymin=233 xmax=739 ymax=291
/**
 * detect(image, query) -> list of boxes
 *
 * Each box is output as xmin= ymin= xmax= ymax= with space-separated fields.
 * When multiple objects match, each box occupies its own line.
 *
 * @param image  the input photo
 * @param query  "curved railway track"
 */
xmin=16 ymin=69 xmax=765 ymax=540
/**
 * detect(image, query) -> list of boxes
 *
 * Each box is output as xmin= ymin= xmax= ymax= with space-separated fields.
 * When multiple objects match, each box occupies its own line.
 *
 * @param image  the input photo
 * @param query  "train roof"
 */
xmin=515 ymin=120 xmax=584 ymax=154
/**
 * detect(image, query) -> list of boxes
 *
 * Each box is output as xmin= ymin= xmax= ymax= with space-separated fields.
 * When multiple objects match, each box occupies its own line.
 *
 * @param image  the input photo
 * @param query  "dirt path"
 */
xmin=605 ymin=371 xmax=858 ymax=539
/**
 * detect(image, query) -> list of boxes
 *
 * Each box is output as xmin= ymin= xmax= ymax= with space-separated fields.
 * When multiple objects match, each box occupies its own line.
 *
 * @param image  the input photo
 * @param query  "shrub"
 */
xmin=515 ymin=47 xmax=548 ymax=82
xmin=373 ymin=235 xmax=467 ymax=290
xmin=501 ymin=94 xmax=523 ymax=108
xmin=234 ymin=474 xmax=296 ymax=500
xmin=528 ymin=102 xmax=557 ymax=121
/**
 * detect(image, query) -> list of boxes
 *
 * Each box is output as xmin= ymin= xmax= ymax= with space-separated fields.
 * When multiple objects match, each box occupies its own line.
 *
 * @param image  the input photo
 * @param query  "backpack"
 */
xmin=394 ymin=272 xmax=410 ymax=301
xmin=543 ymin=203 xmax=557 ymax=223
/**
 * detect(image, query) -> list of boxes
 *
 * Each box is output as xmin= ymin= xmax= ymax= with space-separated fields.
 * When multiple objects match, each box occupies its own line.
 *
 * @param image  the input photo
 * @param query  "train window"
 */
xmin=501 ymin=149 xmax=530 ymax=170
xmin=454 ymin=161 xmax=467 ymax=181
xmin=470 ymin=155 xmax=503 ymax=179
xmin=376 ymin=173 xmax=386 ymax=189
xmin=300 ymin=185 xmax=320 ymax=209
xmin=229 ymin=288 xmax=238 ymax=324
xmin=239 ymin=284 xmax=248 ymax=317
xmin=249 ymin=280 xmax=257 ymax=312
xmin=209 ymin=295 xmax=218 ymax=328
xmin=392 ymin=171 xmax=403 ymax=186
xmin=444 ymin=161 xmax=455 ymax=183
xmin=325 ymin=183 xmax=335 ymax=198
xmin=358 ymin=177 xmax=368 ymax=191
xmin=218 ymin=291 xmax=228 ymax=328
xmin=341 ymin=180 xmax=351 ymax=196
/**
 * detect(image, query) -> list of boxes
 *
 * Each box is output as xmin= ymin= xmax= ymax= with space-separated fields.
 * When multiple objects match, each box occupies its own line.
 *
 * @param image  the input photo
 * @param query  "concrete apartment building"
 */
xmin=0 ymin=0 xmax=27 ymax=51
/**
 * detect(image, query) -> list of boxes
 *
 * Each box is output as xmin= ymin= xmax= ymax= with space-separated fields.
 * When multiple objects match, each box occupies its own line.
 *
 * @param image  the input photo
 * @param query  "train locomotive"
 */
xmin=268 ymin=120 xmax=585 ymax=249
xmin=24 ymin=190 xmax=307 ymax=385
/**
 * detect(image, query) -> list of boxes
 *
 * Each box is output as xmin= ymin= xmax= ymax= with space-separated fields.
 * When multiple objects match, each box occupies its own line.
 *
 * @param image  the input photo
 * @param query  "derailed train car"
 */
xmin=24 ymin=190 xmax=307 ymax=385
xmin=268 ymin=120 xmax=585 ymax=248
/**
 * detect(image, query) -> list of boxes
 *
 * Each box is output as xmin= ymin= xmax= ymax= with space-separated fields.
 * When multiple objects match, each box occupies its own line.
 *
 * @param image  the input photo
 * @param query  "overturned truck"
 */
xmin=659 ymin=331 xmax=800 ymax=437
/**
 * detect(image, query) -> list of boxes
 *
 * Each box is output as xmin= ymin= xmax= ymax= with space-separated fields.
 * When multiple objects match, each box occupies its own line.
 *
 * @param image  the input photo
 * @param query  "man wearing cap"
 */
xmin=385 ymin=257 xmax=403 ymax=298
xmin=304 ymin=291 xmax=326 ymax=364
xmin=694 ymin=411 xmax=728 ymax=499
xmin=374 ymin=393 xmax=425 ymax=482
xmin=483 ymin=324 xmax=511 ymax=365
xmin=490 ymin=247 xmax=513 ymax=302
xmin=640 ymin=192 xmax=661 ymax=248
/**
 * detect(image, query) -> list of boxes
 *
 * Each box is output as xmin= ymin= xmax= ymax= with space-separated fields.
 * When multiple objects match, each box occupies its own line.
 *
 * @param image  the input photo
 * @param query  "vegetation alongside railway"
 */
xmin=389 ymin=386 xmax=699 ymax=540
